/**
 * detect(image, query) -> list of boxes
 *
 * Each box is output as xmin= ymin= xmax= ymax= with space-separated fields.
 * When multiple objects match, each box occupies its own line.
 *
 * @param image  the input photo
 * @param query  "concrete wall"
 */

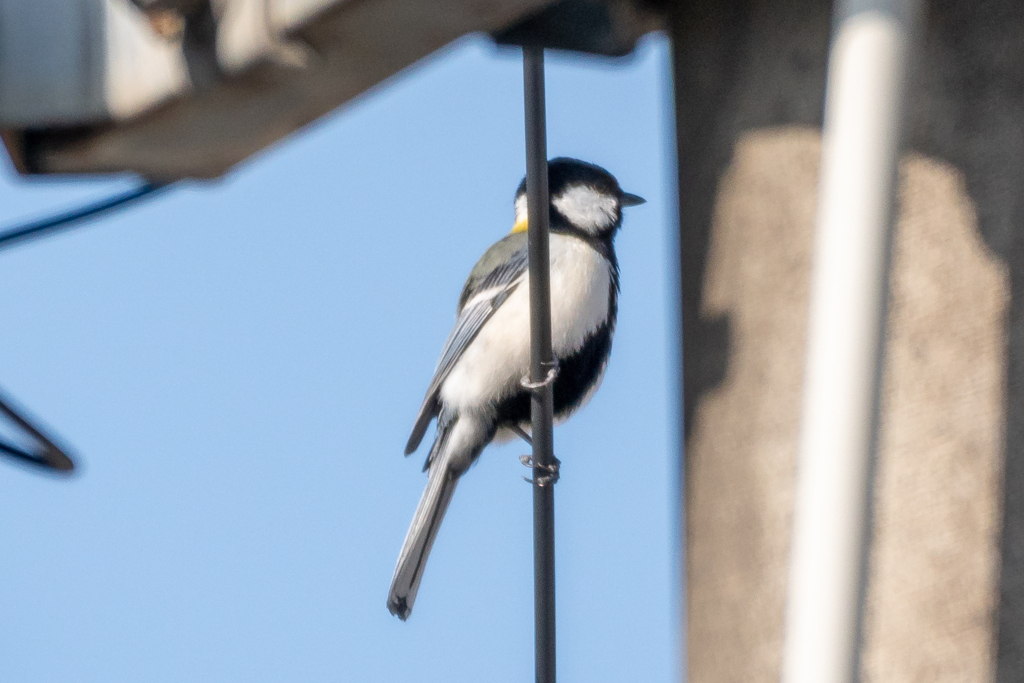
xmin=670 ymin=1 xmax=1024 ymax=680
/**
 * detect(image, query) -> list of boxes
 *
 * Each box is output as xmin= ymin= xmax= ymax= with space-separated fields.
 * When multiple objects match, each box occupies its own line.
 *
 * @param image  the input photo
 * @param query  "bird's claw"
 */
xmin=520 ymin=454 xmax=560 ymax=487
xmin=520 ymin=360 xmax=559 ymax=392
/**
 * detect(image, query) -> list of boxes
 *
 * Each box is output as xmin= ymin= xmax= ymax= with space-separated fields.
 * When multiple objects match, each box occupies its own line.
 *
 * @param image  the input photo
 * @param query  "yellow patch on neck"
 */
xmin=511 ymin=217 xmax=528 ymax=234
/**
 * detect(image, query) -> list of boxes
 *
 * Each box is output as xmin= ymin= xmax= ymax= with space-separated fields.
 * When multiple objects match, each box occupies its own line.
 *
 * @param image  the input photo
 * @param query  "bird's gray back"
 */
xmin=458 ymin=232 xmax=528 ymax=312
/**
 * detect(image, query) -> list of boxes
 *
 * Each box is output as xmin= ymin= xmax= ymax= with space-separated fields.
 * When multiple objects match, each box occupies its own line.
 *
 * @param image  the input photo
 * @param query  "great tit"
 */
xmin=388 ymin=157 xmax=644 ymax=620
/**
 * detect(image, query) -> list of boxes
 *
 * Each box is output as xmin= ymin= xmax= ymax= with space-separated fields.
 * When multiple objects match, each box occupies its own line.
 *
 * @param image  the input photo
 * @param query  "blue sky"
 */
xmin=0 ymin=33 xmax=678 ymax=682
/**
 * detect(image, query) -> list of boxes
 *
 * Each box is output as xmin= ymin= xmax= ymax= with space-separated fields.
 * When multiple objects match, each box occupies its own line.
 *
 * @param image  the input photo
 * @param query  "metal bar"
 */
xmin=781 ymin=1 xmax=921 ymax=682
xmin=523 ymin=44 xmax=556 ymax=683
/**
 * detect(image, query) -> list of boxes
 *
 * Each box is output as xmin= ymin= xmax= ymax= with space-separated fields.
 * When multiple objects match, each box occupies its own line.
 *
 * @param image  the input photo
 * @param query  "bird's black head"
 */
xmin=513 ymin=158 xmax=645 ymax=238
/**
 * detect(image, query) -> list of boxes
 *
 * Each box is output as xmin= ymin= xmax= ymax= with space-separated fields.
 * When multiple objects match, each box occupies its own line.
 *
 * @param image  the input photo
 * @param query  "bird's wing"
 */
xmin=405 ymin=238 xmax=529 ymax=455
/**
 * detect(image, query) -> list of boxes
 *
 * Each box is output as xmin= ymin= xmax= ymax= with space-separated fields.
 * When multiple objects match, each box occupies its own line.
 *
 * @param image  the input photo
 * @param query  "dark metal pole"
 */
xmin=523 ymin=45 xmax=556 ymax=683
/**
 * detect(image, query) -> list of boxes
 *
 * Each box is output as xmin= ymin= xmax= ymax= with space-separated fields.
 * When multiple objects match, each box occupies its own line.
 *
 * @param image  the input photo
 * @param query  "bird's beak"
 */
xmin=622 ymin=192 xmax=646 ymax=207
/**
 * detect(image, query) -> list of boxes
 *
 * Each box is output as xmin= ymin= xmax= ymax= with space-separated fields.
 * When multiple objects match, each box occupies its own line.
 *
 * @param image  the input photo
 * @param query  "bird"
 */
xmin=387 ymin=157 xmax=645 ymax=620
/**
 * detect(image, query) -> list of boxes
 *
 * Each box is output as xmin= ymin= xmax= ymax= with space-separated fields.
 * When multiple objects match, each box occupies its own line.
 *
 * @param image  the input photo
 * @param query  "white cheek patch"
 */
xmin=553 ymin=186 xmax=617 ymax=233
xmin=514 ymin=194 xmax=529 ymax=225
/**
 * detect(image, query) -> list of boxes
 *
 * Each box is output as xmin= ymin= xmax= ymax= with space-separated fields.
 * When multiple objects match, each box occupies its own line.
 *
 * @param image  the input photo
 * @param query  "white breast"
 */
xmin=439 ymin=234 xmax=612 ymax=411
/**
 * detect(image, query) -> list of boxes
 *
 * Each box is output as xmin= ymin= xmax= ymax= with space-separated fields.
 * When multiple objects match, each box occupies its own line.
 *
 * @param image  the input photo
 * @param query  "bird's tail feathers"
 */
xmin=388 ymin=421 xmax=460 ymax=620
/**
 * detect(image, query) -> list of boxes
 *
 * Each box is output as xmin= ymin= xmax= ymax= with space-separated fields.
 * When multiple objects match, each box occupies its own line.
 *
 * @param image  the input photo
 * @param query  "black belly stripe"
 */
xmin=492 ymin=321 xmax=615 ymax=427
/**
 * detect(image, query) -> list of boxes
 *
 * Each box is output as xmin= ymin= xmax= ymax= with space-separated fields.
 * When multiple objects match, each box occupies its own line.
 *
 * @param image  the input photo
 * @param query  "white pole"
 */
xmin=781 ymin=1 xmax=921 ymax=682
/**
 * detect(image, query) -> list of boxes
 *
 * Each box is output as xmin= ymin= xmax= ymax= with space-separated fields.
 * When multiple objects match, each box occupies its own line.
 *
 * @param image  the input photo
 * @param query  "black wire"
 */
xmin=0 ymin=180 xmax=172 ymax=472
xmin=0 ymin=389 xmax=74 ymax=473
xmin=0 ymin=182 xmax=171 ymax=251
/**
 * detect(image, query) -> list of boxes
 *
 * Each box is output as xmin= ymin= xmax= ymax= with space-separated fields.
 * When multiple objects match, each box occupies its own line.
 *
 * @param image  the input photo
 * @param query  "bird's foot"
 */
xmin=509 ymin=423 xmax=533 ymax=446
xmin=519 ymin=361 xmax=559 ymax=485
xmin=519 ymin=454 xmax=560 ymax=487
xmin=520 ymin=360 xmax=559 ymax=392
